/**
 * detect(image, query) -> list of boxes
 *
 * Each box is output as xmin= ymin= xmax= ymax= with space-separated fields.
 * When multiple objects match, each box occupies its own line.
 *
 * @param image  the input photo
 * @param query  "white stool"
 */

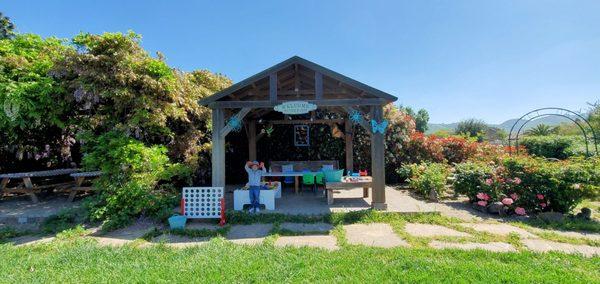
xmin=233 ymin=189 xmax=276 ymax=210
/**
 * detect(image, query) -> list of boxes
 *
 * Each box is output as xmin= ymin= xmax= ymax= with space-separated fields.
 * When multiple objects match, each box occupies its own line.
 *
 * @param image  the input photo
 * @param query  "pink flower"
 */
xmin=540 ymin=203 xmax=547 ymax=208
xmin=513 ymin=177 xmax=521 ymax=184
xmin=501 ymin=198 xmax=514 ymax=206
xmin=485 ymin=179 xmax=493 ymax=186
xmin=476 ymin=192 xmax=486 ymax=200
xmin=510 ymin=193 xmax=518 ymax=200
xmin=572 ymin=183 xmax=581 ymax=190
xmin=477 ymin=201 xmax=488 ymax=207
xmin=515 ymin=207 xmax=526 ymax=216
xmin=536 ymin=194 xmax=544 ymax=200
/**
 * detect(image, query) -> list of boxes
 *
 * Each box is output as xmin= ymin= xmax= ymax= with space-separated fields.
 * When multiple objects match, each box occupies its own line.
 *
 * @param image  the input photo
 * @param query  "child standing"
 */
xmin=245 ymin=161 xmax=266 ymax=213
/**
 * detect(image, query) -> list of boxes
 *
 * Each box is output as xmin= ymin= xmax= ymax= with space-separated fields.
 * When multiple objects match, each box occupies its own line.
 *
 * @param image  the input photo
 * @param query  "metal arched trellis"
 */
xmin=508 ymin=107 xmax=598 ymax=156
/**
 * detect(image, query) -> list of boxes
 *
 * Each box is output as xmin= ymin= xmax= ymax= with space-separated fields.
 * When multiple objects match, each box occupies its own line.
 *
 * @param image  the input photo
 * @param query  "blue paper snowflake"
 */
xmin=349 ymin=110 xmax=363 ymax=124
xmin=227 ymin=116 xmax=242 ymax=132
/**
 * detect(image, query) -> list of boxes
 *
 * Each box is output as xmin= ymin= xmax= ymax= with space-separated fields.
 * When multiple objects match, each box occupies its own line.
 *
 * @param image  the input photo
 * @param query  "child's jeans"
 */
xmin=249 ymin=186 xmax=261 ymax=210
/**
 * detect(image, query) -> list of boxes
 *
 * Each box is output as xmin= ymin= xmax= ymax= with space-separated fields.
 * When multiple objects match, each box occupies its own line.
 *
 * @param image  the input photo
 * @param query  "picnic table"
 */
xmin=262 ymin=171 xmax=321 ymax=193
xmin=0 ymin=169 xmax=79 ymax=203
xmin=324 ymin=176 xmax=372 ymax=205
xmin=68 ymin=171 xmax=102 ymax=202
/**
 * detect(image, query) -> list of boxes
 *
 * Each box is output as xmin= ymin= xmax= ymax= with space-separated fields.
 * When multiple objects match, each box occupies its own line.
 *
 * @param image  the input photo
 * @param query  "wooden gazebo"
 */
xmin=199 ymin=56 xmax=397 ymax=209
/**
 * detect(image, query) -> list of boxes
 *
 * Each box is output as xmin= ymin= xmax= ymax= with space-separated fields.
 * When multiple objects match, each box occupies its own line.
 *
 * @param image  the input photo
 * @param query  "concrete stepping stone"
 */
xmin=430 ymin=240 xmax=516 ymax=252
xmin=280 ymin=222 xmax=333 ymax=233
xmin=186 ymin=222 xmax=221 ymax=231
xmin=528 ymin=228 xmax=600 ymax=241
xmin=404 ymin=223 xmax=471 ymax=238
xmin=344 ymin=223 xmax=409 ymax=248
xmin=459 ymin=223 xmax=537 ymax=238
xmin=10 ymin=236 xmax=55 ymax=246
xmin=151 ymin=234 xmax=209 ymax=248
xmin=275 ymin=235 xmax=339 ymax=250
xmin=522 ymin=239 xmax=600 ymax=257
xmin=227 ymin=224 xmax=273 ymax=245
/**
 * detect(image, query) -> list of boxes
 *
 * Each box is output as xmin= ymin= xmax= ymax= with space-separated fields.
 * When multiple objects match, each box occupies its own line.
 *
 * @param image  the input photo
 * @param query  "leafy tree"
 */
xmin=400 ymin=105 xmax=429 ymax=133
xmin=0 ymin=12 xmax=15 ymax=39
xmin=0 ymin=34 xmax=73 ymax=171
xmin=525 ymin=124 xmax=557 ymax=136
xmin=52 ymin=31 xmax=231 ymax=183
xmin=484 ymin=127 xmax=507 ymax=143
xmin=455 ymin=119 xmax=488 ymax=141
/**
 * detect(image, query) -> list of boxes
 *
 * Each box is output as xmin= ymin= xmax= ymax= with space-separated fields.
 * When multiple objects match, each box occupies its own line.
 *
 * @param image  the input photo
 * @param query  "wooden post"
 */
xmin=22 ymin=177 xmax=39 ymax=203
xmin=315 ymin=71 xmax=323 ymax=100
xmin=370 ymin=105 xmax=387 ymax=210
xmin=344 ymin=119 xmax=353 ymax=173
xmin=211 ymin=108 xmax=226 ymax=187
xmin=248 ymin=120 xmax=257 ymax=161
xmin=269 ymin=73 xmax=277 ymax=103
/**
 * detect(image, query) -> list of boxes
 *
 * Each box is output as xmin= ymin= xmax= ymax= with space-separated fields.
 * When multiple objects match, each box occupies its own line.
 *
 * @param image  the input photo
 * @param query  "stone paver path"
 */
xmin=226 ymin=224 xmax=273 ymax=245
xmin=528 ymin=228 xmax=600 ymax=241
xmin=186 ymin=222 xmax=221 ymax=231
xmin=459 ymin=223 xmax=537 ymax=238
xmin=151 ymin=234 xmax=208 ymax=248
xmin=275 ymin=235 xmax=338 ymax=250
xmin=429 ymin=240 xmax=516 ymax=252
xmin=522 ymin=239 xmax=600 ymax=257
xmin=91 ymin=222 xmax=158 ymax=246
xmin=280 ymin=222 xmax=333 ymax=233
xmin=404 ymin=223 xmax=471 ymax=238
xmin=344 ymin=223 xmax=409 ymax=248
xmin=10 ymin=236 xmax=55 ymax=246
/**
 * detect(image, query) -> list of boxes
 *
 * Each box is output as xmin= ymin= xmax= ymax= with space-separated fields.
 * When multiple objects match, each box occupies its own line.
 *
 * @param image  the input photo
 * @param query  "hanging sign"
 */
xmin=274 ymin=101 xmax=317 ymax=115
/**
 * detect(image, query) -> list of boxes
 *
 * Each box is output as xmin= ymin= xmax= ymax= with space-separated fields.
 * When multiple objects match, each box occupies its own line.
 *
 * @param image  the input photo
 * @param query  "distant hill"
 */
xmin=427 ymin=115 xmax=578 ymax=134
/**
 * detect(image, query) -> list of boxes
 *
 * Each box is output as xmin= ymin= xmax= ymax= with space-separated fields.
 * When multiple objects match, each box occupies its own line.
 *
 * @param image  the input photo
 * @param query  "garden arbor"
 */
xmin=199 ymin=56 xmax=397 ymax=209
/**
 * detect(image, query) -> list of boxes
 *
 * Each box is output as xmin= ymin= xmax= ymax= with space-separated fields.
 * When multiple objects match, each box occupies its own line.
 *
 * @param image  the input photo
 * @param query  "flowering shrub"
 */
xmin=440 ymin=136 xmax=478 ymax=164
xmin=404 ymin=163 xmax=450 ymax=198
xmin=453 ymin=156 xmax=600 ymax=214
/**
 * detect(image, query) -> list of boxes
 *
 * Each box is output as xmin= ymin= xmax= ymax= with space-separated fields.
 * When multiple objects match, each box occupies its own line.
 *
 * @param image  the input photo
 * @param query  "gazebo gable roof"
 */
xmin=198 ymin=56 xmax=397 ymax=106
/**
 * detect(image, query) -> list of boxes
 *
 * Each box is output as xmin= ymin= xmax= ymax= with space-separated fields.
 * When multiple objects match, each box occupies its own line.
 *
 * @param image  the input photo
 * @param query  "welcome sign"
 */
xmin=274 ymin=101 xmax=317 ymax=115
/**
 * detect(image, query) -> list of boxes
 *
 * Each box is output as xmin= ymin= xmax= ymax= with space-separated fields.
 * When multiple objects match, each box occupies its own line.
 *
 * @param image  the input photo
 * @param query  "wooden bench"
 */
xmin=325 ymin=176 xmax=372 ymax=205
xmin=68 ymin=171 xmax=102 ymax=202
xmin=0 ymin=169 xmax=79 ymax=203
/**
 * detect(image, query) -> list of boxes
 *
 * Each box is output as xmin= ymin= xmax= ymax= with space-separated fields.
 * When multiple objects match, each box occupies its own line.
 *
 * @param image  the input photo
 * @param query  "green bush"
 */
xmin=82 ymin=131 xmax=191 ymax=230
xmin=453 ymin=162 xmax=495 ymax=202
xmin=453 ymin=156 xmax=600 ymax=214
xmin=520 ymin=135 xmax=577 ymax=159
xmin=405 ymin=163 xmax=450 ymax=198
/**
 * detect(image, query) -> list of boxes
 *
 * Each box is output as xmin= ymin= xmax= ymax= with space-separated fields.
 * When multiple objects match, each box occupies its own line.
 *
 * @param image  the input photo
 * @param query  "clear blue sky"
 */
xmin=4 ymin=1 xmax=600 ymax=123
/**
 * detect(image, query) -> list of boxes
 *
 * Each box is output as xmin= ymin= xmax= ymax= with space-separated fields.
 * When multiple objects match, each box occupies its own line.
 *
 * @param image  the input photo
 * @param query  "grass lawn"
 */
xmin=1 ymin=238 xmax=599 ymax=283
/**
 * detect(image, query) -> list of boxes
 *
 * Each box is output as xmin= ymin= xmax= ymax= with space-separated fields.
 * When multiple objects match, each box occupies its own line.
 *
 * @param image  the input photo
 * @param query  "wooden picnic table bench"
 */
xmin=0 ymin=169 xmax=79 ymax=203
xmin=324 ymin=176 xmax=372 ymax=205
xmin=68 ymin=171 xmax=102 ymax=202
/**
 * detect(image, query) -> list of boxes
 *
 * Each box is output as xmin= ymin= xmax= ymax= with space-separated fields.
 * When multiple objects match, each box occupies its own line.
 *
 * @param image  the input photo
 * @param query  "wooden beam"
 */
xmin=248 ymin=120 xmax=257 ymax=161
xmin=345 ymin=118 xmax=354 ymax=173
xmin=211 ymin=108 xmax=226 ymax=187
xmin=269 ymin=119 xmax=344 ymax=125
xmin=209 ymin=98 xmax=387 ymax=108
xmin=370 ymin=105 xmax=386 ymax=210
xmin=315 ymin=71 xmax=323 ymax=100
xmin=269 ymin=73 xmax=277 ymax=103
xmin=220 ymin=108 xmax=252 ymax=138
